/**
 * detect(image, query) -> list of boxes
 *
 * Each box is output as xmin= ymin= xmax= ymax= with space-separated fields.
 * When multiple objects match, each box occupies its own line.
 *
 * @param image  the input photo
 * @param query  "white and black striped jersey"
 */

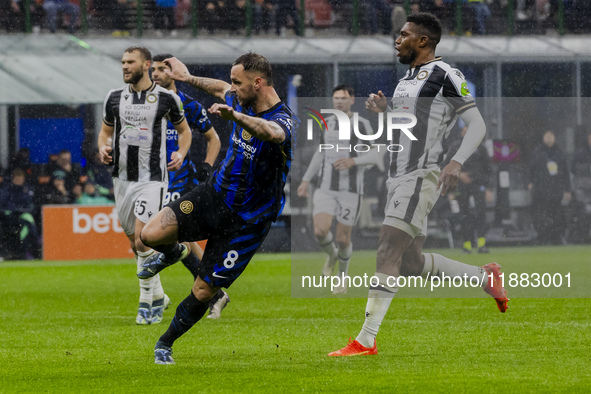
xmin=389 ymin=57 xmax=476 ymax=178
xmin=318 ymin=114 xmax=374 ymax=194
xmin=103 ymin=82 xmax=185 ymax=182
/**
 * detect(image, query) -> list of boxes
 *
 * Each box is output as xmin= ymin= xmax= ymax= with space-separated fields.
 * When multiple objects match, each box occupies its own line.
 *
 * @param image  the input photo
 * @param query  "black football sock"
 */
xmin=181 ymin=252 xmax=201 ymax=280
xmin=208 ymin=289 xmax=224 ymax=308
xmin=150 ymin=242 xmax=184 ymax=263
xmin=158 ymin=291 xmax=209 ymax=347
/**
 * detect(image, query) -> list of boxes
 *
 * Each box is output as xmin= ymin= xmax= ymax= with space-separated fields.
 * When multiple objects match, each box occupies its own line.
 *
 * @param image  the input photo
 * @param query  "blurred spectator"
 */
xmin=253 ymin=0 xmax=273 ymax=34
xmin=154 ymin=0 xmax=178 ymax=36
xmin=363 ymin=0 xmax=392 ymax=34
xmin=391 ymin=1 xmax=408 ymax=34
xmin=0 ymin=168 xmax=39 ymax=260
xmin=567 ymin=0 xmax=591 ymax=33
xmin=3 ymin=0 xmax=44 ymax=33
xmin=227 ymin=0 xmax=247 ymax=33
xmin=442 ymin=0 xmax=466 ymax=33
xmin=48 ymin=149 xmax=80 ymax=192
xmin=569 ymin=132 xmax=591 ymax=243
xmin=7 ymin=148 xmax=37 ymax=185
xmin=571 ymin=133 xmax=591 ymax=178
xmin=42 ymin=0 xmax=79 ymax=33
xmin=77 ymin=182 xmax=114 ymax=205
xmin=421 ymin=0 xmax=445 ymax=21
xmin=201 ymin=0 xmax=224 ymax=34
xmin=36 ymin=170 xmax=75 ymax=205
xmin=111 ymin=0 xmax=133 ymax=36
xmin=274 ymin=0 xmax=302 ymax=36
xmin=516 ymin=0 xmax=534 ymax=20
xmin=467 ymin=0 xmax=490 ymax=34
xmin=448 ymin=129 xmax=493 ymax=253
xmin=85 ymin=151 xmax=114 ymax=199
xmin=528 ymin=131 xmax=571 ymax=245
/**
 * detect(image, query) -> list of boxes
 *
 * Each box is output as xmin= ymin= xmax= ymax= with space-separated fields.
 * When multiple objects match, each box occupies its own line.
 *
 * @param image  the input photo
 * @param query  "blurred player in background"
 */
xmin=328 ymin=13 xmax=508 ymax=357
xmin=151 ymin=54 xmax=228 ymax=321
xmin=447 ymin=126 xmax=493 ymax=254
xmin=297 ymin=84 xmax=379 ymax=294
xmin=138 ymin=53 xmax=297 ymax=364
xmin=98 ymin=46 xmax=191 ymax=326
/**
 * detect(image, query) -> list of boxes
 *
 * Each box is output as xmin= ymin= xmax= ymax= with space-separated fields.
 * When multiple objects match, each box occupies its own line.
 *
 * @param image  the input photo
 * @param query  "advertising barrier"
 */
xmin=42 ymin=205 xmax=206 ymax=261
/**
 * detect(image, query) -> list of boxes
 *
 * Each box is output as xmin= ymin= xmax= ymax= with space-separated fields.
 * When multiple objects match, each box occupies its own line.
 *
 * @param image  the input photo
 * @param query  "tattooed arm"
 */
xmin=208 ymin=103 xmax=285 ymax=144
xmin=164 ymin=57 xmax=230 ymax=101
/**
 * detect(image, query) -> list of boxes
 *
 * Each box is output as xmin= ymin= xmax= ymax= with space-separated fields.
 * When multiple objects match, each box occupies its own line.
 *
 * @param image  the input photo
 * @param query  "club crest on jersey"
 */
xmin=180 ymin=201 xmax=193 ymax=214
xmin=417 ymin=70 xmax=429 ymax=80
xmin=241 ymin=130 xmax=253 ymax=142
xmin=147 ymin=94 xmax=157 ymax=103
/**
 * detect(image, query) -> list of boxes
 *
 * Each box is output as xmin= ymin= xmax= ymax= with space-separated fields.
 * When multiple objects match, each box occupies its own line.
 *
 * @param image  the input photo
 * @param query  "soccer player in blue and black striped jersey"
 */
xmin=151 ymin=54 xmax=221 ymax=206
xmin=151 ymin=54 xmax=224 ymax=321
xmin=138 ymin=52 xmax=298 ymax=364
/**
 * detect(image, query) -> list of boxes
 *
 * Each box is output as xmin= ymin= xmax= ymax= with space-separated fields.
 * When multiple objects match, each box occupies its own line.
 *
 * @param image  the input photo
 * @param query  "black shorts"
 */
xmin=168 ymin=181 xmax=271 ymax=288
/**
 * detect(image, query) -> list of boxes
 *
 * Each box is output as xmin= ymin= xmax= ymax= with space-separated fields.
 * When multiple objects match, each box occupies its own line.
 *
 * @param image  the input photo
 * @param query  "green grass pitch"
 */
xmin=1 ymin=246 xmax=590 ymax=392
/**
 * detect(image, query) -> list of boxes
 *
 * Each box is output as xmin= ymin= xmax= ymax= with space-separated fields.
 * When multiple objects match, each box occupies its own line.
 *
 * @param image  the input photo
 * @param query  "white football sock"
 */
xmin=356 ymin=272 xmax=398 ymax=348
xmin=317 ymin=232 xmax=338 ymax=260
xmin=152 ymin=274 xmax=164 ymax=301
xmin=338 ymin=243 xmax=353 ymax=276
xmin=422 ymin=253 xmax=487 ymax=286
xmin=137 ymin=250 xmax=156 ymax=305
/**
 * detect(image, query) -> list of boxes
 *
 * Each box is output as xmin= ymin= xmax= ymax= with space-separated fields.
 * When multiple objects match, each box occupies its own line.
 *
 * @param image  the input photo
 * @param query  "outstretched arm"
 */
xmin=164 ymin=57 xmax=231 ymax=101
xmin=209 ymin=103 xmax=286 ymax=143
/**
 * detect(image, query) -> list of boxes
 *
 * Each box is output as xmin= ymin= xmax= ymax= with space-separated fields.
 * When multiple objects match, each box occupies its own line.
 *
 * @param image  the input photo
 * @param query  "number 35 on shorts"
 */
xmin=134 ymin=199 xmax=148 ymax=216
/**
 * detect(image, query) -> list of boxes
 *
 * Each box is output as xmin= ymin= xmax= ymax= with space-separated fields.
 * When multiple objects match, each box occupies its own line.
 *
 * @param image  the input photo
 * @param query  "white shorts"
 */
xmin=113 ymin=178 xmax=167 ymax=236
xmin=383 ymin=169 xmax=440 ymax=238
xmin=312 ymin=188 xmax=362 ymax=227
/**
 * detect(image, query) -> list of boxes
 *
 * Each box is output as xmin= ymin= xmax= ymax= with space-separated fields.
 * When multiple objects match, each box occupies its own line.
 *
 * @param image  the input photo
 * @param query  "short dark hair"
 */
xmin=12 ymin=168 xmax=25 ymax=178
xmin=406 ymin=13 xmax=442 ymax=47
xmin=153 ymin=53 xmax=173 ymax=63
xmin=124 ymin=46 xmax=152 ymax=62
xmin=233 ymin=52 xmax=273 ymax=86
xmin=332 ymin=84 xmax=354 ymax=96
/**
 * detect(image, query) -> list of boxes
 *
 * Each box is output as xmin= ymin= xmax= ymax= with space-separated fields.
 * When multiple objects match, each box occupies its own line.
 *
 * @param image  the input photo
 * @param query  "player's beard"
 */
xmin=237 ymin=91 xmax=256 ymax=108
xmin=160 ymin=80 xmax=173 ymax=90
xmin=398 ymin=49 xmax=417 ymax=65
xmin=125 ymin=69 xmax=144 ymax=85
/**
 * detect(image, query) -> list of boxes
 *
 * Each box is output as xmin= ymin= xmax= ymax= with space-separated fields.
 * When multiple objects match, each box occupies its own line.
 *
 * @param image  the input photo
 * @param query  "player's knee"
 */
xmin=139 ymin=225 xmax=157 ymax=248
xmin=400 ymin=254 xmax=423 ymax=277
xmin=336 ymin=237 xmax=350 ymax=251
xmin=192 ymin=280 xmax=216 ymax=302
xmin=314 ymin=226 xmax=329 ymax=240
